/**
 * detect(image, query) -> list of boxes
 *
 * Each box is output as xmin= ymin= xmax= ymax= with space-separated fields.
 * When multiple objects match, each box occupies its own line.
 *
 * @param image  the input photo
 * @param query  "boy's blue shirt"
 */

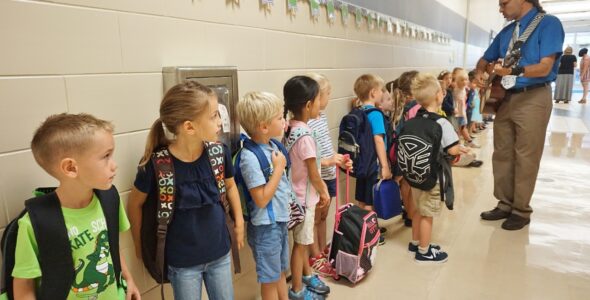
xmin=363 ymin=104 xmax=388 ymax=150
xmin=239 ymin=141 xmax=291 ymax=226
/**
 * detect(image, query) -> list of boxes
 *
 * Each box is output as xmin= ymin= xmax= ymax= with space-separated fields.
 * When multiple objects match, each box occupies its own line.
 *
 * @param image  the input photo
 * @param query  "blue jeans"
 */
xmin=168 ymin=251 xmax=234 ymax=300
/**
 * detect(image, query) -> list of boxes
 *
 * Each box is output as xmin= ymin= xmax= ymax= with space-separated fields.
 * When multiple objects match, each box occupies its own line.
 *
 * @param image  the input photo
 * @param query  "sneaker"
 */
xmin=415 ymin=245 xmax=448 ymax=264
xmin=310 ymin=256 xmax=335 ymax=278
xmin=289 ymin=287 xmax=325 ymax=300
xmin=467 ymin=141 xmax=481 ymax=148
xmin=380 ymin=227 xmax=387 ymax=234
xmin=378 ymin=235 xmax=386 ymax=246
xmin=302 ymin=274 xmax=330 ymax=295
xmin=408 ymin=242 xmax=441 ymax=254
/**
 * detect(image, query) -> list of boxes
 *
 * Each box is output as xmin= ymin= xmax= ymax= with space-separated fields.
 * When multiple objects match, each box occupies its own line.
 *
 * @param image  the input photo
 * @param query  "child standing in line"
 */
xmin=236 ymin=92 xmax=291 ymax=300
xmin=283 ymin=76 xmax=331 ymax=300
xmin=306 ymin=73 xmax=351 ymax=277
xmin=406 ymin=74 xmax=466 ymax=263
xmin=388 ymin=71 xmax=420 ymax=228
xmin=12 ymin=113 xmax=141 ymax=300
xmin=453 ymin=70 xmax=480 ymax=148
xmin=128 ymin=81 xmax=244 ymax=300
xmin=353 ymin=74 xmax=390 ymax=245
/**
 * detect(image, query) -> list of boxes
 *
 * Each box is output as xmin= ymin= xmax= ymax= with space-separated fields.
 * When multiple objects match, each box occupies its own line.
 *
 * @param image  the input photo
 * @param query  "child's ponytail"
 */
xmin=139 ymin=81 xmax=215 ymax=167
xmin=139 ymin=118 xmax=171 ymax=166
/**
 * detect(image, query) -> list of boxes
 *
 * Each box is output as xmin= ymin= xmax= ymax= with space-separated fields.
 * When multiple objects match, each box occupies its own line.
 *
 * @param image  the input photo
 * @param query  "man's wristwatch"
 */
xmin=511 ymin=65 xmax=525 ymax=76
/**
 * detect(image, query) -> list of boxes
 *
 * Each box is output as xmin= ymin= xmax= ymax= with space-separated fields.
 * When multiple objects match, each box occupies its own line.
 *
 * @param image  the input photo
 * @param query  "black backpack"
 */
xmin=396 ymin=109 xmax=454 ymax=209
xmin=0 ymin=186 xmax=122 ymax=300
xmin=338 ymin=107 xmax=383 ymax=178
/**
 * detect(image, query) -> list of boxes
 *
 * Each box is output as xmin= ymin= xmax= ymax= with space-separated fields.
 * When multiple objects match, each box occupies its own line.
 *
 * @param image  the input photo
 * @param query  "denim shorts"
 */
xmin=247 ymin=222 xmax=289 ymax=283
xmin=457 ymin=116 xmax=467 ymax=126
xmin=324 ymin=179 xmax=337 ymax=198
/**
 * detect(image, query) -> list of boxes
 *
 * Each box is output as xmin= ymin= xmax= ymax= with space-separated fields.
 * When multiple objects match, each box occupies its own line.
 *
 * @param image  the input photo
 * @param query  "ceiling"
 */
xmin=541 ymin=0 xmax=590 ymax=33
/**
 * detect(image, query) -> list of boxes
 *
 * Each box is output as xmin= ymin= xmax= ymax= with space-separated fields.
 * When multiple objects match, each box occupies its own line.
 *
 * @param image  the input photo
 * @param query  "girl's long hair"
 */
xmin=139 ymin=81 xmax=215 ymax=166
xmin=282 ymin=76 xmax=320 ymax=137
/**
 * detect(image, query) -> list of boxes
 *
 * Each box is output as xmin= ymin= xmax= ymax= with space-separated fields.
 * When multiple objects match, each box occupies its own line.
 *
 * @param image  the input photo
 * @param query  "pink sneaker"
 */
xmin=310 ymin=256 xmax=335 ymax=278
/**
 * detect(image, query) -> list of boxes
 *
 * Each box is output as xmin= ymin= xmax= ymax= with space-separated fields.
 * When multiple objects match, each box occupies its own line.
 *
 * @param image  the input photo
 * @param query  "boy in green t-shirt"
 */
xmin=12 ymin=113 xmax=141 ymax=300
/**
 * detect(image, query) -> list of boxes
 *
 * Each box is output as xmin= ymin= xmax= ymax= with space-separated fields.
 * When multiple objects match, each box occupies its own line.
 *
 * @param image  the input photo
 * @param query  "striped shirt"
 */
xmin=308 ymin=112 xmax=336 ymax=180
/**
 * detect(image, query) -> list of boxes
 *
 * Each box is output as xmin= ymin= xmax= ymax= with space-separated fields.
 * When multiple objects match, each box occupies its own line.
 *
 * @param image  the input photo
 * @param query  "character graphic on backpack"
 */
xmin=71 ymin=231 xmax=115 ymax=298
xmin=397 ymin=135 xmax=434 ymax=185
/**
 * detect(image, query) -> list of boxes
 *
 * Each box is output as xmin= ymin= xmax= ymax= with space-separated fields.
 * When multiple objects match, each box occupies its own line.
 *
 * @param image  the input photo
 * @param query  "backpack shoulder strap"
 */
xmin=25 ymin=192 xmax=74 ymax=300
xmin=204 ymin=142 xmax=228 ymax=211
xmin=204 ymin=141 xmax=241 ymax=274
xmin=270 ymin=138 xmax=290 ymax=170
xmin=243 ymin=138 xmax=272 ymax=181
xmin=95 ymin=186 xmax=122 ymax=287
xmin=150 ymin=147 xmax=175 ymax=284
xmin=284 ymin=126 xmax=311 ymax=152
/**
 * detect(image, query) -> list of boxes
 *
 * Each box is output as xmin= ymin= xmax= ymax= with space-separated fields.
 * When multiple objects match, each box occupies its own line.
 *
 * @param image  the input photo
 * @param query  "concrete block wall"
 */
xmin=0 ymin=0 xmax=501 ymax=298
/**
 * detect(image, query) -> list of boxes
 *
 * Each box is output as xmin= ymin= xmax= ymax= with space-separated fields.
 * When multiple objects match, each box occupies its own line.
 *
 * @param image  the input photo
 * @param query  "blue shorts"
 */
xmin=356 ymin=173 xmax=378 ymax=206
xmin=457 ymin=116 xmax=467 ymax=126
xmin=247 ymin=222 xmax=289 ymax=283
xmin=324 ymin=179 xmax=337 ymax=198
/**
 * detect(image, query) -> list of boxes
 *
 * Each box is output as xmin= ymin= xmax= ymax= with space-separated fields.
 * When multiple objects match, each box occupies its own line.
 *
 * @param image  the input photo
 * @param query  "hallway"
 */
xmin=231 ymin=96 xmax=590 ymax=300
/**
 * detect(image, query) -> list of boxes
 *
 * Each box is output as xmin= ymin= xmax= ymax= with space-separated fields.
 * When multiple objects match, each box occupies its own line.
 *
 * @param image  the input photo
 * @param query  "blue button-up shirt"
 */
xmin=483 ymin=7 xmax=565 ymax=89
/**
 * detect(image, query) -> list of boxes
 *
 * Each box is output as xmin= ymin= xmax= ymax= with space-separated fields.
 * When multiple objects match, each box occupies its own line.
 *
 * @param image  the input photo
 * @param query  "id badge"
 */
xmin=501 ymin=75 xmax=517 ymax=89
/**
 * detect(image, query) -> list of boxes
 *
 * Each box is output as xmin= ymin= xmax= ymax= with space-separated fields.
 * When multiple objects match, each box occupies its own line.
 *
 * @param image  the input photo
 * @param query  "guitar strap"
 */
xmin=505 ymin=13 xmax=546 ymax=64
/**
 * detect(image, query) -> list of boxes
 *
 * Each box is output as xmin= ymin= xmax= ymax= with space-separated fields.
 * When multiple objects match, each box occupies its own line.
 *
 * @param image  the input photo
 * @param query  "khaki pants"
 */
xmin=493 ymin=85 xmax=552 ymax=218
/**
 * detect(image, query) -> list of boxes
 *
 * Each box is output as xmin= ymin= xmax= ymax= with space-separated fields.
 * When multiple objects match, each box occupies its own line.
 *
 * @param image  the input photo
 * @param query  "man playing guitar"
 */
xmin=475 ymin=0 xmax=564 ymax=230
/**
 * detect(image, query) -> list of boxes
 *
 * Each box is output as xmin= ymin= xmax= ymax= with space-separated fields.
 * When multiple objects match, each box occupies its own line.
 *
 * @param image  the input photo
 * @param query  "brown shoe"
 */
xmin=480 ymin=208 xmax=510 ymax=221
xmin=501 ymin=214 xmax=530 ymax=230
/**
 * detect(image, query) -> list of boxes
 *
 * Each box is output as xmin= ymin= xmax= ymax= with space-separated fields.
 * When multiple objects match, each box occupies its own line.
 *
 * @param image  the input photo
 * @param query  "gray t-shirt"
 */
xmin=437 ymin=118 xmax=459 ymax=151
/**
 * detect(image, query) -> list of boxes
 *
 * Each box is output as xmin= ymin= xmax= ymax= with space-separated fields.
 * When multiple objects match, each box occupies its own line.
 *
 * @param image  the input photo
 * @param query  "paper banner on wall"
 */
xmin=386 ymin=18 xmax=393 ymax=33
xmin=261 ymin=0 xmax=273 ymax=10
xmin=395 ymin=20 xmax=401 ymax=34
xmin=288 ymin=0 xmax=297 ymax=15
xmin=327 ymin=0 xmax=336 ymax=23
xmin=310 ymin=0 xmax=321 ymax=20
xmin=340 ymin=2 xmax=349 ymax=25
xmin=368 ymin=12 xmax=376 ymax=30
xmin=355 ymin=6 xmax=363 ymax=28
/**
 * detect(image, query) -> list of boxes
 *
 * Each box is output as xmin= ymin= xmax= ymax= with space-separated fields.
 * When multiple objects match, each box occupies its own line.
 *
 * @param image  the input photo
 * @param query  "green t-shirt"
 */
xmin=12 ymin=193 xmax=130 ymax=300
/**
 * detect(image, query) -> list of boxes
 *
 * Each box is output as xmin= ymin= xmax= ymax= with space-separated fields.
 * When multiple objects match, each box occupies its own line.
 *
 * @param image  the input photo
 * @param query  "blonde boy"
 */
xmin=353 ymin=74 xmax=389 ymax=245
xmin=236 ymin=92 xmax=291 ymax=300
xmin=12 ymin=113 xmax=140 ymax=299
xmin=407 ymin=74 xmax=467 ymax=263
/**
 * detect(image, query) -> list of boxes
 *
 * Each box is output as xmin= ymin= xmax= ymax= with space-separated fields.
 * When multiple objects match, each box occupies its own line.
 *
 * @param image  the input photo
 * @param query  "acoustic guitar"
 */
xmin=481 ymin=43 xmax=523 ymax=114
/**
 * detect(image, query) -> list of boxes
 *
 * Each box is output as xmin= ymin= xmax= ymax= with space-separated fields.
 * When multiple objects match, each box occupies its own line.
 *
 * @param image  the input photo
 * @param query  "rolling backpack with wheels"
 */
xmin=328 ymin=167 xmax=380 ymax=284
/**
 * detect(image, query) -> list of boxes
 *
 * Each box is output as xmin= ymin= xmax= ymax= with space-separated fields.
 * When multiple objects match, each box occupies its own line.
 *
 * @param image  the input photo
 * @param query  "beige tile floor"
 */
xmin=231 ymin=96 xmax=590 ymax=300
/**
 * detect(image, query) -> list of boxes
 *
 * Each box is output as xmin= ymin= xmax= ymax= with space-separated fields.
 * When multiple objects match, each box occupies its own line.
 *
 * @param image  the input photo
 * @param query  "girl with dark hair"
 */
xmin=283 ymin=76 xmax=330 ymax=300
